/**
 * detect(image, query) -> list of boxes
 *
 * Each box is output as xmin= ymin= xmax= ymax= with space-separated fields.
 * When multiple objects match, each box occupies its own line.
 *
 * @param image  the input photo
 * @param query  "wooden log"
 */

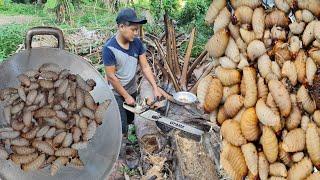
xmin=135 ymin=78 xmax=165 ymax=154
xmin=180 ymin=28 xmax=196 ymax=90
xmin=167 ymin=105 xmax=219 ymax=179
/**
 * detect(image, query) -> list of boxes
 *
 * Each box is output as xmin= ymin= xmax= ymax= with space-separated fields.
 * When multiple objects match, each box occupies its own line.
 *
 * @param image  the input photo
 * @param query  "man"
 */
xmin=102 ymin=8 xmax=162 ymax=136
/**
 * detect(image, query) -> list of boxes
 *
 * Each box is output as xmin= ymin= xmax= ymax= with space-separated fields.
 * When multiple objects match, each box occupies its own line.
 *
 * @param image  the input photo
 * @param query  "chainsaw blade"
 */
xmin=139 ymin=110 xmax=204 ymax=136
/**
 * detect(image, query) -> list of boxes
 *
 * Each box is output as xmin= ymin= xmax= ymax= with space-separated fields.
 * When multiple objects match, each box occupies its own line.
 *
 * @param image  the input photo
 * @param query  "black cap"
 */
xmin=116 ymin=8 xmax=147 ymax=25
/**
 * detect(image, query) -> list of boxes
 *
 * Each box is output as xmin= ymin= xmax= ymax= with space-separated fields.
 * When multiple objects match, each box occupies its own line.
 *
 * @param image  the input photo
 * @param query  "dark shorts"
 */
xmin=114 ymin=92 xmax=137 ymax=134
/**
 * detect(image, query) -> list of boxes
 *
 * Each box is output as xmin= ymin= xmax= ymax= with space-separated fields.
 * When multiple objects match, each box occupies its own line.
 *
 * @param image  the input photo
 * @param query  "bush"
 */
xmin=0 ymin=24 xmax=29 ymax=61
xmin=0 ymin=3 xmax=46 ymax=16
xmin=177 ymin=0 xmax=212 ymax=57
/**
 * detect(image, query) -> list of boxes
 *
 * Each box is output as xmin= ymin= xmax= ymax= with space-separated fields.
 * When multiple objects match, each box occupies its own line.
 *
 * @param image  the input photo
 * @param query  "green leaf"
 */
xmin=68 ymin=2 xmax=75 ymax=12
xmin=45 ymin=0 xmax=58 ymax=10
xmin=128 ymin=134 xmax=137 ymax=144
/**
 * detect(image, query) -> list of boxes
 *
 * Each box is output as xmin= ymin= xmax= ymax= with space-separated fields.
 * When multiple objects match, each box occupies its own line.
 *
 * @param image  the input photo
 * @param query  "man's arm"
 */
xmin=139 ymin=54 xmax=162 ymax=99
xmin=105 ymin=66 xmax=135 ymax=104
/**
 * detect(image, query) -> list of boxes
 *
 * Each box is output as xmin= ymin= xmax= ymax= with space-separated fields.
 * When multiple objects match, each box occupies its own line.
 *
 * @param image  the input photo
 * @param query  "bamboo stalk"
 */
xmin=153 ymin=39 xmax=181 ymax=91
xmin=170 ymin=21 xmax=181 ymax=78
xmin=153 ymin=52 xmax=169 ymax=87
xmin=186 ymin=50 xmax=208 ymax=81
xmin=164 ymin=13 xmax=173 ymax=72
xmin=180 ymin=28 xmax=196 ymax=90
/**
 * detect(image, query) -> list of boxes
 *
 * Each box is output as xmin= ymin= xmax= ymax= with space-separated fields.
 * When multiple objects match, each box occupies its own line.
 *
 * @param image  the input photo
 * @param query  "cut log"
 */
xmin=168 ymin=104 xmax=220 ymax=179
xmin=135 ymin=78 xmax=165 ymax=154
xmin=135 ymin=78 xmax=219 ymax=179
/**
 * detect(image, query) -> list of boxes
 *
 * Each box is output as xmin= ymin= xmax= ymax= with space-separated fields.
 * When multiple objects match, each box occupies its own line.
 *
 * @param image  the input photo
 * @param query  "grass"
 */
xmin=0 ymin=3 xmax=46 ymax=16
xmin=119 ymin=165 xmax=139 ymax=176
xmin=128 ymin=125 xmax=137 ymax=144
xmin=0 ymin=24 xmax=30 ymax=61
xmin=0 ymin=1 xmax=211 ymax=61
xmin=0 ymin=3 xmax=50 ymax=61
xmin=0 ymin=3 xmax=117 ymax=62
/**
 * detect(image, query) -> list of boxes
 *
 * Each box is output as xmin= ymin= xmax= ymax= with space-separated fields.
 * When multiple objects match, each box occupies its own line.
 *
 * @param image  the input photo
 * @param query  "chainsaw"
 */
xmin=123 ymin=98 xmax=204 ymax=136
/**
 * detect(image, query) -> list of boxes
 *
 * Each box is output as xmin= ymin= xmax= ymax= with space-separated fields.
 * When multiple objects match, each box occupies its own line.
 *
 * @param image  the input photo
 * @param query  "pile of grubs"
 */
xmin=0 ymin=63 xmax=111 ymax=176
xmin=199 ymin=0 xmax=320 ymax=179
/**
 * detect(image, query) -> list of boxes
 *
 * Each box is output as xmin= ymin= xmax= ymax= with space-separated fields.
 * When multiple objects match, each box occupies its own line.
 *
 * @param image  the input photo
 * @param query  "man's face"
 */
xmin=118 ymin=23 xmax=140 ymax=42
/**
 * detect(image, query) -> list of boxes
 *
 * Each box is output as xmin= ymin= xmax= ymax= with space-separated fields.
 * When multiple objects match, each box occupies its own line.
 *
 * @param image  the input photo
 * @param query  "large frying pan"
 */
xmin=0 ymin=27 xmax=121 ymax=180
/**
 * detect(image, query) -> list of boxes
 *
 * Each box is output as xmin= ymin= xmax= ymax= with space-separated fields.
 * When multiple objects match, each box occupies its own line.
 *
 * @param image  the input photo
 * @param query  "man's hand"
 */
xmin=153 ymin=87 xmax=163 ymax=100
xmin=125 ymin=95 xmax=136 ymax=105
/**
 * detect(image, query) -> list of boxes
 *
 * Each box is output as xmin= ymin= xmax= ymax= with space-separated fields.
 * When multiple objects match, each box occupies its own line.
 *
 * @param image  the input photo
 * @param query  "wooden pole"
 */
xmin=180 ymin=28 xmax=196 ymax=90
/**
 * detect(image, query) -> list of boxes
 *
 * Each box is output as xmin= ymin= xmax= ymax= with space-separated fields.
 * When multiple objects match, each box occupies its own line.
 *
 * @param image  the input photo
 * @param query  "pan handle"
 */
xmin=25 ymin=26 xmax=65 ymax=50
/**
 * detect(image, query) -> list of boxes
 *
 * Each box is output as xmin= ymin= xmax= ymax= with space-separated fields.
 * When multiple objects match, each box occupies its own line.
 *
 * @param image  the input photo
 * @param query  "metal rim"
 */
xmin=173 ymin=91 xmax=198 ymax=104
xmin=0 ymin=48 xmax=122 ymax=180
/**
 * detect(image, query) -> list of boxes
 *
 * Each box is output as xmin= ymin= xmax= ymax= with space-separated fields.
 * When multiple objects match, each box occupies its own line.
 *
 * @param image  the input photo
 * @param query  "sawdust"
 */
xmin=141 ymin=155 xmax=166 ymax=180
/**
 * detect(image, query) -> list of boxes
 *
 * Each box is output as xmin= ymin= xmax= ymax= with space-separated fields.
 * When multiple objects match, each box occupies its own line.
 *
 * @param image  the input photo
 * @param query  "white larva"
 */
xmin=257 ymin=54 xmax=272 ymax=78
xmin=302 ymin=20 xmax=316 ymax=46
xmin=62 ymin=133 xmax=73 ymax=147
xmin=17 ymin=86 xmax=26 ymax=102
xmin=213 ymin=7 xmax=231 ymax=33
xmin=219 ymin=56 xmax=237 ymax=69
xmin=11 ymin=138 xmax=29 ymax=146
xmin=252 ymin=7 xmax=265 ymax=39
xmin=83 ymin=121 xmax=97 ymax=141
xmin=0 ymin=148 xmax=8 ymax=159
xmin=306 ymin=57 xmax=317 ymax=85
xmin=314 ymin=21 xmax=320 ymax=42
xmin=282 ymin=61 xmax=297 ymax=86
xmin=4 ymin=106 xmax=11 ymax=124
xmin=71 ymin=141 xmax=88 ymax=150
xmin=225 ymin=37 xmax=240 ymax=63
xmin=36 ymin=125 xmax=50 ymax=138
xmin=289 ymin=22 xmax=305 ymax=35
xmin=289 ymin=36 xmax=302 ymax=55
xmin=275 ymin=0 xmax=290 ymax=13
xmin=237 ymin=54 xmax=249 ymax=70
xmin=0 ymin=131 xmax=20 ymax=139
xmin=271 ymin=61 xmax=281 ymax=79
xmin=44 ymin=127 xmax=56 ymax=139
xmin=302 ymin=9 xmax=314 ymax=23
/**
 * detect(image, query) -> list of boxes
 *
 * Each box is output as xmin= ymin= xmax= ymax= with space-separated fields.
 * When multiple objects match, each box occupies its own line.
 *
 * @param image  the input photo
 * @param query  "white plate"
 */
xmin=173 ymin=91 xmax=198 ymax=104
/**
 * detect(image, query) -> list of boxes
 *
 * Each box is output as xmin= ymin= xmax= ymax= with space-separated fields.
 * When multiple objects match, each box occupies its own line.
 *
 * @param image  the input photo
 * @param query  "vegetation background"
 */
xmin=0 ymin=0 xmax=212 ymax=62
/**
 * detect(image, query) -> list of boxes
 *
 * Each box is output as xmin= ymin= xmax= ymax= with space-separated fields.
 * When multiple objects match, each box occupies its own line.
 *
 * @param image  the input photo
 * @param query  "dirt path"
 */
xmin=0 ymin=14 xmax=35 ymax=25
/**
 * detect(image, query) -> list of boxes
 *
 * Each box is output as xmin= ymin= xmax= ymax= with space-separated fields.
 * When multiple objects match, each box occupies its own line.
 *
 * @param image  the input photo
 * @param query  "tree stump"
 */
xmin=135 ymin=79 xmax=221 ymax=179
xmin=167 ymin=105 xmax=220 ymax=180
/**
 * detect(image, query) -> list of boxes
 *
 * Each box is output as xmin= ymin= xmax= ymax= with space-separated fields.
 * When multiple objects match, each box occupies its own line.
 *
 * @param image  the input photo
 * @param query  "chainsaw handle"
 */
xmin=123 ymin=102 xmax=136 ymax=108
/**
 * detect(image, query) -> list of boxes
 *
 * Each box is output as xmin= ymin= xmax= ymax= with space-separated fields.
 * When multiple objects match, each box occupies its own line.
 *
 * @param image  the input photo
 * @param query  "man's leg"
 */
xmin=114 ymin=94 xmax=129 ymax=161
xmin=114 ymin=94 xmax=128 ymax=135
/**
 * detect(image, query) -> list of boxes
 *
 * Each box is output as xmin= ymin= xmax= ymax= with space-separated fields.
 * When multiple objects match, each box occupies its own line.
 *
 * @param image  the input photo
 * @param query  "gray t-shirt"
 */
xmin=102 ymin=36 xmax=146 ymax=95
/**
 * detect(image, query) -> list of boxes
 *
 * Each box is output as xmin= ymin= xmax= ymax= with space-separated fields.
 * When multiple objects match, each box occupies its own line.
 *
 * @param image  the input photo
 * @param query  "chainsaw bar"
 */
xmin=139 ymin=110 xmax=204 ymax=136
